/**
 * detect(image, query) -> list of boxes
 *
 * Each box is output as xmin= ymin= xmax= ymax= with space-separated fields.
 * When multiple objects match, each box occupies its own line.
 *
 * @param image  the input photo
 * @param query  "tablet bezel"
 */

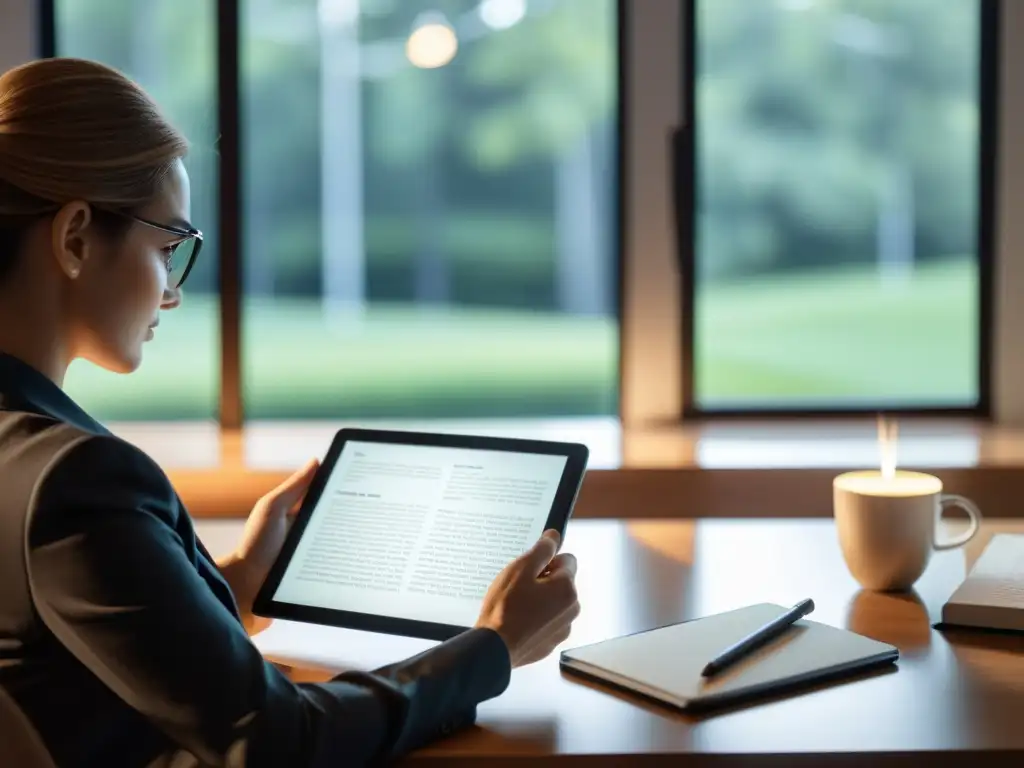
xmin=252 ymin=427 xmax=589 ymax=641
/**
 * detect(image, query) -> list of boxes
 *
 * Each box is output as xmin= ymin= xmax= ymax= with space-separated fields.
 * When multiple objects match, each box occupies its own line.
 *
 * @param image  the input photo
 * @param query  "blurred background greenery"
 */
xmin=693 ymin=0 xmax=981 ymax=409
xmin=54 ymin=0 xmax=981 ymax=420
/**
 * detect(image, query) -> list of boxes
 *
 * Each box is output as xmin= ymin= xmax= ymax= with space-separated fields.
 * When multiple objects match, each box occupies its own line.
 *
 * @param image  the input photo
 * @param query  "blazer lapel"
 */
xmin=0 ymin=351 xmax=244 ymax=621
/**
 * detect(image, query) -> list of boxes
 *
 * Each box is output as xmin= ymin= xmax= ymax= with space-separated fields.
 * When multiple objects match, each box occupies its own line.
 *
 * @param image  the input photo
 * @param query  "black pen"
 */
xmin=701 ymin=598 xmax=815 ymax=677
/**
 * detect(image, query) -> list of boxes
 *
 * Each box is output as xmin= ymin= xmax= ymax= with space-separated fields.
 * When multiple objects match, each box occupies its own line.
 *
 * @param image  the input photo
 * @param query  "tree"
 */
xmin=694 ymin=0 xmax=981 ymax=280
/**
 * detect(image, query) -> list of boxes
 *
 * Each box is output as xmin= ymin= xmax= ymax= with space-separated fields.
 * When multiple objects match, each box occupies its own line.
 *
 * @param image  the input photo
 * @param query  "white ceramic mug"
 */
xmin=833 ymin=470 xmax=982 ymax=592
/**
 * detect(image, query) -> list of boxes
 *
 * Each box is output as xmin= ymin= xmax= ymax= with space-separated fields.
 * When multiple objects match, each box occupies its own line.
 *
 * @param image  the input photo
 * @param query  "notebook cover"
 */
xmin=559 ymin=603 xmax=899 ymax=711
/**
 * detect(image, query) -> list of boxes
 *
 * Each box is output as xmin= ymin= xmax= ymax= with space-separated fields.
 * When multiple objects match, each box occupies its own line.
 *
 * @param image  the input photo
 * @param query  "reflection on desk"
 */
xmin=256 ymin=518 xmax=1024 ymax=767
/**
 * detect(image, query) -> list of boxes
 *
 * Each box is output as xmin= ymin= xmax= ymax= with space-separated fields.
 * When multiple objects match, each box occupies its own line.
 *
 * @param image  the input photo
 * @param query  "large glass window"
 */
xmin=240 ymin=0 xmax=619 ymax=419
xmin=55 ymin=0 xmax=220 ymax=420
xmin=691 ymin=0 xmax=983 ymax=411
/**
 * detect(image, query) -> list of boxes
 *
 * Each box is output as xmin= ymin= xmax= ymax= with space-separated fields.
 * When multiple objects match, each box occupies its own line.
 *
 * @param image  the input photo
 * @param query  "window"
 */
xmin=55 ymin=0 xmax=220 ymax=421
xmin=43 ymin=0 xmax=1005 ymax=433
xmin=686 ymin=0 xmax=990 ymax=413
xmin=240 ymin=0 xmax=618 ymax=420
xmin=53 ymin=0 xmax=619 ymax=425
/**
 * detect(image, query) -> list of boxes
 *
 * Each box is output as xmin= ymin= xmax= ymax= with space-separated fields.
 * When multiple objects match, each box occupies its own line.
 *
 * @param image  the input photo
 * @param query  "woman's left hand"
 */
xmin=219 ymin=458 xmax=319 ymax=632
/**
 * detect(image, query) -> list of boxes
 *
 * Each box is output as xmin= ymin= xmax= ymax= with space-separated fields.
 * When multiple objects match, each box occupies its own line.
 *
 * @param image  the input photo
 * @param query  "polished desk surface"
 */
xmin=271 ymin=518 xmax=1024 ymax=766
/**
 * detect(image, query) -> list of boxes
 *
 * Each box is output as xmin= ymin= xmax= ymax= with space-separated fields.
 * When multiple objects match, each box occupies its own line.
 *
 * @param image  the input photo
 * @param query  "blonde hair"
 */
xmin=0 ymin=57 xmax=188 ymax=276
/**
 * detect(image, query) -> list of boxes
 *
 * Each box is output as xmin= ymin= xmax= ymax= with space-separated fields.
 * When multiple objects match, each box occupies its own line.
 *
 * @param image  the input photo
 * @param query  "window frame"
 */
xmin=216 ymin=0 xmax=242 ymax=429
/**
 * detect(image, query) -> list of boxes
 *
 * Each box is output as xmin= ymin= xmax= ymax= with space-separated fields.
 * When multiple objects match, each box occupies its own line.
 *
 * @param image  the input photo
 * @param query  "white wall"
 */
xmin=0 ymin=0 xmax=37 ymax=74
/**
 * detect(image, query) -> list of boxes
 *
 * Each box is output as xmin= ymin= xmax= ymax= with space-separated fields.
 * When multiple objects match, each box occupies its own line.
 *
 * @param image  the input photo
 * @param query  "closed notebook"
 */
xmin=942 ymin=534 xmax=1024 ymax=632
xmin=560 ymin=603 xmax=898 ymax=711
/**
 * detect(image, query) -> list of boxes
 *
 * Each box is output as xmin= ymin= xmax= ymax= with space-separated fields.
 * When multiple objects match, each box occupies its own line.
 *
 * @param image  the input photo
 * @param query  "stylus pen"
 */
xmin=700 ymin=598 xmax=815 ymax=677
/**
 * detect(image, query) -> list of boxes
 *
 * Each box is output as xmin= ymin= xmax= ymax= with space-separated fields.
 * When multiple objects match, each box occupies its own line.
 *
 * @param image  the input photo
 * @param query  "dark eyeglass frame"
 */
xmin=124 ymin=214 xmax=203 ymax=290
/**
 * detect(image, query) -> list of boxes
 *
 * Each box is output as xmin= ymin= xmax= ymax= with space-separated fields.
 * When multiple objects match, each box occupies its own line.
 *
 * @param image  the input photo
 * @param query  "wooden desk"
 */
xmin=276 ymin=519 xmax=1024 ymax=766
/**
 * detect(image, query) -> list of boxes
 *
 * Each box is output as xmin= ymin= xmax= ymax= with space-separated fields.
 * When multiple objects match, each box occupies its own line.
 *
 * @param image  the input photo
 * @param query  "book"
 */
xmin=941 ymin=534 xmax=1024 ymax=632
xmin=559 ymin=603 xmax=898 ymax=712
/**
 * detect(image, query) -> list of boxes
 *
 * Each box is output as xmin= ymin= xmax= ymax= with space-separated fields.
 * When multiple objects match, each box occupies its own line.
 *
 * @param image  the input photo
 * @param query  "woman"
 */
xmin=0 ymin=58 xmax=580 ymax=767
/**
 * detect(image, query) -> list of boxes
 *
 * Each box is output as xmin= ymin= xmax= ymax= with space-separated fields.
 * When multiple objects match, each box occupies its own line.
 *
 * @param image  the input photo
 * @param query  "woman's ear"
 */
xmin=50 ymin=201 xmax=94 ymax=280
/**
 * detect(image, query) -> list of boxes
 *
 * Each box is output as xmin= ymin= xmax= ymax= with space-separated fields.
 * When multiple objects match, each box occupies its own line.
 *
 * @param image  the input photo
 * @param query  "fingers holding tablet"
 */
xmin=514 ymin=576 xmax=582 ymax=667
xmin=476 ymin=529 xmax=582 ymax=669
xmin=543 ymin=553 xmax=578 ymax=580
xmin=536 ymin=529 xmax=580 ymax=580
xmin=530 ymin=529 xmax=561 ymax=574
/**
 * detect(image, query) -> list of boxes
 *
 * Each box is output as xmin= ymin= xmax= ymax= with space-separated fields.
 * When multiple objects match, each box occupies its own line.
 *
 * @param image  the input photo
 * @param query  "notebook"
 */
xmin=559 ymin=603 xmax=899 ymax=711
xmin=941 ymin=534 xmax=1024 ymax=632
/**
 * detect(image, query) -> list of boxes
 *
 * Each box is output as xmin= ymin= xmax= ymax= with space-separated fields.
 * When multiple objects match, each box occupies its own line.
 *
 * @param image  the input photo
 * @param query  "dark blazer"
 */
xmin=0 ymin=352 xmax=512 ymax=767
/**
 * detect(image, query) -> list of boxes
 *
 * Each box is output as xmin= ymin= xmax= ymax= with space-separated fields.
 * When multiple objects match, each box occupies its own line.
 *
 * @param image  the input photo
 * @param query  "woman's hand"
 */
xmin=475 ymin=529 xmax=581 ymax=667
xmin=218 ymin=459 xmax=319 ymax=633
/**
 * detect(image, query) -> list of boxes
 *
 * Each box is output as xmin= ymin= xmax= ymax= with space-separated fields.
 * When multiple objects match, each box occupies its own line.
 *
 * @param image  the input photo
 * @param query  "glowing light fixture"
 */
xmin=406 ymin=13 xmax=458 ymax=69
xmin=479 ymin=0 xmax=526 ymax=30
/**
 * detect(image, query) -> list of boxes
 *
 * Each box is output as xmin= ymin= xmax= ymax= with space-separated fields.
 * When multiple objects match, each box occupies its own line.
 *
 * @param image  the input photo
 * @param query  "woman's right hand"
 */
xmin=475 ymin=529 xmax=581 ymax=667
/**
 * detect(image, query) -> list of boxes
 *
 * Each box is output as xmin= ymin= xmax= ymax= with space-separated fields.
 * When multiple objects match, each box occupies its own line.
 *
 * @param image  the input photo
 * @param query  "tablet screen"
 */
xmin=270 ymin=440 xmax=569 ymax=628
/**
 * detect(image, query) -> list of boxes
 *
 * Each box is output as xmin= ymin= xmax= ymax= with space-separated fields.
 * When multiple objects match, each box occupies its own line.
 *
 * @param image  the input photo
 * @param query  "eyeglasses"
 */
xmin=127 ymin=214 xmax=203 ymax=290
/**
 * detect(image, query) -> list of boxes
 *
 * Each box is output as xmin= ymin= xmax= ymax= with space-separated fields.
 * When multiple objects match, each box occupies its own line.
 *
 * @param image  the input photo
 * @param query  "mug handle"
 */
xmin=934 ymin=494 xmax=982 ymax=551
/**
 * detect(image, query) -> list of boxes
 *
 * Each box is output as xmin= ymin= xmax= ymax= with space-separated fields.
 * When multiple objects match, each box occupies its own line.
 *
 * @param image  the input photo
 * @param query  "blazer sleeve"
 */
xmin=24 ymin=434 xmax=512 ymax=767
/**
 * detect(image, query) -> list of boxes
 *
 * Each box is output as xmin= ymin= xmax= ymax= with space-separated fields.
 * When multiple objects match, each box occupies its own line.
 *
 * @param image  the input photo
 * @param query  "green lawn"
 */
xmin=695 ymin=259 xmax=978 ymax=407
xmin=63 ymin=298 xmax=619 ymax=420
xmin=62 ymin=259 xmax=977 ymax=421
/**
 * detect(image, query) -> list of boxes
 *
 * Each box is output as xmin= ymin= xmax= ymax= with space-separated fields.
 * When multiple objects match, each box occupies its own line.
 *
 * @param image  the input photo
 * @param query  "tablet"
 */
xmin=253 ymin=428 xmax=589 ymax=641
